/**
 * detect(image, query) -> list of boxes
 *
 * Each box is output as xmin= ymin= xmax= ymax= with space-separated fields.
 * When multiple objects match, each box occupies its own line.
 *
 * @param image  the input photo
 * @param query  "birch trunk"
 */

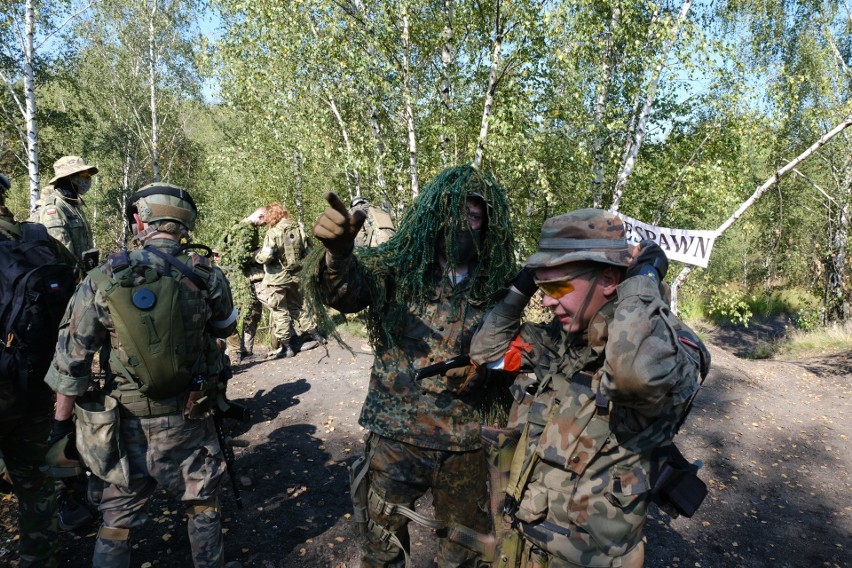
xmin=473 ymin=0 xmax=503 ymax=170
xmin=401 ymin=7 xmax=419 ymax=197
xmin=148 ymin=0 xmax=161 ymax=181
xmin=351 ymin=0 xmax=387 ymax=194
xmin=325 ymin=92 xmax=361 ymax=201
xmin=670 ymin=115 xmax=852 ymax=314
xmin=827 ymin=160 xmax=851 ymax=321
xmin=24 ymin=0 xmax=40 ymax=210
xmin=590 ymin=4 xmax=621 ymax=208
xmin=440 ymin=0 xmax=454 ymax=167
xmin=610 ymin=0 xmax=691 ymax=212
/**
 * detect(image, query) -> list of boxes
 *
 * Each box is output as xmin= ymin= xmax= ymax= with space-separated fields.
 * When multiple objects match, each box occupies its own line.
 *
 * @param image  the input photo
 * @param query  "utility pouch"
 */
xmin=651 ymin=444 xmax=707 ymax=518
xmin=74 ymin=393 xmax=131 ymax=488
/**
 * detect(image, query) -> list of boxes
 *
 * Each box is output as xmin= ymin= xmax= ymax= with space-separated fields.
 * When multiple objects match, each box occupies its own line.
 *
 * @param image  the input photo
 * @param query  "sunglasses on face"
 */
xmin=534 ymin=268 xmax=597 ymax=299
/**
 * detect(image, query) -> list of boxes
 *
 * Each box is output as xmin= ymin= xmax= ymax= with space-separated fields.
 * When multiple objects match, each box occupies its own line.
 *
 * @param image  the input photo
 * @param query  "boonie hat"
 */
xmin=49 ymin=155 xmax=99 ymax=185
xmin=525 ymin=208 xmax=632 ymax=269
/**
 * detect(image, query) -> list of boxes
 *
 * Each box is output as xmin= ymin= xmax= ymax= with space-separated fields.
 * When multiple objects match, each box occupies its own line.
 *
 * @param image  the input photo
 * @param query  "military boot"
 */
xmin=298 ymin=329 xmax=327 ymax=352
xmin=272 ymin=342 xmax=295 ymax=359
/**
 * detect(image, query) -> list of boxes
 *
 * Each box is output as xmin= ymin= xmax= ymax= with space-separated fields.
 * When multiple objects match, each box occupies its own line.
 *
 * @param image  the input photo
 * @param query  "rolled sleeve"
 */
xmin=602 ymin=276 xmax=699 ymax=411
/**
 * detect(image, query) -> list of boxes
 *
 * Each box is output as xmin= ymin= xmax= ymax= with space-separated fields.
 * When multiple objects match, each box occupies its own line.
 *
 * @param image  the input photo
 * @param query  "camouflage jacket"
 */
xmin=220 ymin=219 xmax=264 ymax=282
xmin=319 ymin=253 xmax=489 ymax=451
xmin=29 ymin=189 xmax=93 ymax=262
xmin=45 ymin=239 xmax=237 ymax=399
xmin=470 ymin=276 xmax=707 ymax=562
xmin=256 ymin=219 xmax=306 ymax=286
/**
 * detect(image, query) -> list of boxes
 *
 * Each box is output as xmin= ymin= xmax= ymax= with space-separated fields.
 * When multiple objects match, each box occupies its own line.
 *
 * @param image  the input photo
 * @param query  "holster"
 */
xmin=651 ymin=443 xmax=707 ymax=518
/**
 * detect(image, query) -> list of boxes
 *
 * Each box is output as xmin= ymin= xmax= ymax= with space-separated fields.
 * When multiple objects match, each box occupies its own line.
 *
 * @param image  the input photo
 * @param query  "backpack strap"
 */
xmin=145 ymin=246 xmax=208 ymax=291
xmin=20 ymin=221 xmax=49 ymax=242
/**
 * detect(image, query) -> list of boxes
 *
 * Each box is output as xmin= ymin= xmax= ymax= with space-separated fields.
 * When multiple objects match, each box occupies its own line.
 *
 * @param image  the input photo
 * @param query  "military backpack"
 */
xmin=89 ymin=246 xmax=214 ymax=400
xmin=0 ymin=222 xmax=76 ymax=395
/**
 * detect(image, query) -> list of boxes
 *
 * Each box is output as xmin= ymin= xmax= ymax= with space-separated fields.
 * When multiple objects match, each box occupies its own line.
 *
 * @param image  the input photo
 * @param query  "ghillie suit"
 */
xmin=303 ymin=164 xmax=515 ymax=350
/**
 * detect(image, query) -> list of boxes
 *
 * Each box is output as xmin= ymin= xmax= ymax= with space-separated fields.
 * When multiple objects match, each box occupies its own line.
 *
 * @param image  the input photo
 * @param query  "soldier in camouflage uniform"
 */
xmin=221 ymin=207 xmax=267 ymax=361
xmin=30 ymin=155 xmax=99 ymax=270
xmin=44 ymin=183 xmax=238 ymax=568
xmin=307 ymin=165 xmax=516 ymax=568
xmin=351 ymin=195 xmax=396 ymax=248
xmin=0 ymin=172 xmax=67 ymax=568
xmin=469 ymin=209 xmax=709 ymax=568
xmin=255 ymin=201 xmax=321 ymax=358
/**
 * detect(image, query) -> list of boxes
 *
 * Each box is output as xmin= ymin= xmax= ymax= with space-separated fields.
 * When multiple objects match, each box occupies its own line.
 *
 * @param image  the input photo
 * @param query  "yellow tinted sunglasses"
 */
xmin=534 ymin=268 xmax=597 ymax=299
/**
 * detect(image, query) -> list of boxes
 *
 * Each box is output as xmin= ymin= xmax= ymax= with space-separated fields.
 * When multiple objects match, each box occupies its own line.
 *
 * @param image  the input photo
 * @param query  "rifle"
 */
xmin=413 ymin=354 xmax=471 ymax=381
xmin=213 ymin=394 xmax=251 ymax=510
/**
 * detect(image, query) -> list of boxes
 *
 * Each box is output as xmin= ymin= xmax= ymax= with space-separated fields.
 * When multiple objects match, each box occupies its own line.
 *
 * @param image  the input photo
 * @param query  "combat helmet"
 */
xmin=125 ymin=183 xmax=197 ymax=231
xmin=525 ymin=208 xmax=632 ymax=269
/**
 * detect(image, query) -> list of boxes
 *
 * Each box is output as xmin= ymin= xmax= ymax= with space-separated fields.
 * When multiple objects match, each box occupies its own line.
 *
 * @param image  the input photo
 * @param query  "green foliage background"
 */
xmin=1 ymin=0 xmax=850 ymax=326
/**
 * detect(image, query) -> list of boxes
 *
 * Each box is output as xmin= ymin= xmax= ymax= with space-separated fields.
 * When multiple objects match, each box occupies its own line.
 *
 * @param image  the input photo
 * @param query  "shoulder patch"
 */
xmin=46 ymin=208 xmax=57 ymax=215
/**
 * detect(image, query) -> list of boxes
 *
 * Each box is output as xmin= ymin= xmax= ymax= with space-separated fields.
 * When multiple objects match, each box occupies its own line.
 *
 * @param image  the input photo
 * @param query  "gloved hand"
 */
xmin=313 ymin=192 xmax=367 ymax=258
xmin=510 ymin=266 xmax=537 ymax=297
xmin=48 ymin=418 xmax=79 ymax=461
xmin=626 ymin=239 xmax=669 ymax=282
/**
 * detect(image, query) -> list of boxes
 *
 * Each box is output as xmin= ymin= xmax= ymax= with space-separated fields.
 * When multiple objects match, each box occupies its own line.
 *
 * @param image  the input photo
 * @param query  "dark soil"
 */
xmin=1 ymin=321 xmax=849 ymax=568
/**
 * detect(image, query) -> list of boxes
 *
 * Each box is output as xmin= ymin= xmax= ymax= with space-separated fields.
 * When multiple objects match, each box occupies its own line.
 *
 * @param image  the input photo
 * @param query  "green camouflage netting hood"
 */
xmin=303 ymin=164 xmax=516 ymax=348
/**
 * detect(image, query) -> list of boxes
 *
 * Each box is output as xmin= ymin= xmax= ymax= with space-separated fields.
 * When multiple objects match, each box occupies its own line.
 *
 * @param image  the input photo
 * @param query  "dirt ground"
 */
xmin=1 ymin=321 xmax=850 ymax=568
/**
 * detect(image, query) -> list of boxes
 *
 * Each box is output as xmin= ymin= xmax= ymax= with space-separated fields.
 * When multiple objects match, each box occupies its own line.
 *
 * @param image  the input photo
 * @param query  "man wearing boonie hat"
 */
xmin=30 ymin=155 xmax=99 ymax=267
xmin=469 ymin=209 xmax=710 ymax=568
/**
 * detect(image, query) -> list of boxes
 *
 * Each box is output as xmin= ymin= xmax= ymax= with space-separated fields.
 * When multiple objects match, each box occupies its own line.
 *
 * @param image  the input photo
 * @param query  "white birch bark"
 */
xmin=325 ymin=91 xmax=361 ymax=200
xmin=401 ymin=7 xmax=419 ymax=197
xmin=590 ymin=3 xmax=621 ymax=208
xmin=474 ymin=0 xmax=503 ymax=170
xmin=24 ymin=0 xmax=40 ymax=210
xmin=148 ymin=0 xmax=161 ymax=181
xmin=351 ymin=0 xmax=387 ymax=194
xmin=610 ymin=0 xmax=691 ymax=212
xmin=440 ymin=0 xmax=455 ymax=167
xmin=670 ymin=115 xmax=852 ymax=314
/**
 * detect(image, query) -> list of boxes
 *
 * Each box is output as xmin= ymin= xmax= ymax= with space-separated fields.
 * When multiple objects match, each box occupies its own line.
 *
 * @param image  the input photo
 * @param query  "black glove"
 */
xmin=626 ymin=240 xmax=669 ymax=282
xmin=510 ymin=266 xmax=537 ymax=297
xmin=313 ymin=192 xmax=367 ymax=258
xmin=48 ymin=418 xmax=79 ymax=460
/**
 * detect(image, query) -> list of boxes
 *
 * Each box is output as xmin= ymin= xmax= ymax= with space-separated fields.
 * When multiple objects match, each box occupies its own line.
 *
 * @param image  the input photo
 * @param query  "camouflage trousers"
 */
xmin=259 ymin=282 xmax=314 ymax=344
xmin=91 ymin=413 xmax=226 ymax=568
xmin=361 ymin=433 xmax=490 ymax=568
xmin=514 ymin=537 xmax=644 ymax=568
xmin=225 ymin=281 xmax=263 ymax=355
xmin=0 ymin=410 xmax=59 ymax=568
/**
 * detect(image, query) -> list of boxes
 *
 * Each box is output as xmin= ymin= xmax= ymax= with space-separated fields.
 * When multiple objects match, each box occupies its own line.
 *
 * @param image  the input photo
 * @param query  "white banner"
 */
xmin=614 ymin=213 xmax=718 ymax=268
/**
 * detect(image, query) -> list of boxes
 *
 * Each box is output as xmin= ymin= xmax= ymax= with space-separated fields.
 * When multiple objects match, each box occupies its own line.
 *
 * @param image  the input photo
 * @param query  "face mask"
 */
xmin=71 ymin=173 xmax=92 ymax=195
xmin=454 ymin=228 xmax=482 ymax=264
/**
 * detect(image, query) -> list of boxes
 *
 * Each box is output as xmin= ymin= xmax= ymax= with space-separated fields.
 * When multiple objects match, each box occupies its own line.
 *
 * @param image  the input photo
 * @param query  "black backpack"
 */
xmin=0 ymin=222 xmax=76 ymax=392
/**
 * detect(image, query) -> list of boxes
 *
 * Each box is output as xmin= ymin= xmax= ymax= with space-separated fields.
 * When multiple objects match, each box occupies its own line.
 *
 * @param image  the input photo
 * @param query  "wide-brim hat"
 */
xmin=49 ymin=155 xmax=99 ymax=185
xmin=525 ymin=208 xmax=633 ymax=269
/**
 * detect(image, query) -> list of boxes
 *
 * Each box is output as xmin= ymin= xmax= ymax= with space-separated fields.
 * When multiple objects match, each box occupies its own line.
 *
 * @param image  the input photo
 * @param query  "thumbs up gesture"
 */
xmin=313 ymin=192 xmax=367 ymax=258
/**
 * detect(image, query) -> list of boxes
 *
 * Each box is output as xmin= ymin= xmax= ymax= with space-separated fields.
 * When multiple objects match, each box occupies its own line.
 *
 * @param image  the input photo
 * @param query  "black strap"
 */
xmin=145 ymin=246 xmax=208 ymax=291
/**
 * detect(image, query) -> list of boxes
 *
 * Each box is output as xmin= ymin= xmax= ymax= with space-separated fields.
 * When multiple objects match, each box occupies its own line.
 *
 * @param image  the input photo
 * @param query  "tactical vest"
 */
xmin=89 ymin=247 xmax=214 ymax=406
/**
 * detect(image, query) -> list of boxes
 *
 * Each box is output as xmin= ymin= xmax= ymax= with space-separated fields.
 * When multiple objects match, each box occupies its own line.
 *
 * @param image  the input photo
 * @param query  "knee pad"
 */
xmin=186 ymin=498 xmax=219 ymax=519
xmin=97 ymin=525 xmax=130 ymax=541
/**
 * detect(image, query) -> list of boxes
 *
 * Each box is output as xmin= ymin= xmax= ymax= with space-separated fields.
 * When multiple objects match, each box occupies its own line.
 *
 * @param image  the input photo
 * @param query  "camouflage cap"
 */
xmin=524 ymin=208 xmax=632 ymax=269
xmin=49 ymin=155 xmax=99 ymax=185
